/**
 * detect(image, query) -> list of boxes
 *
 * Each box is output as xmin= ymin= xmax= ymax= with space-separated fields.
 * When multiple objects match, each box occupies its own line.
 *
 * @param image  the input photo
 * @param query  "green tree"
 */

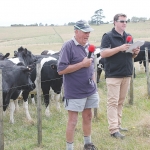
xmin=91 ymin=9 xmax=105 ymax=25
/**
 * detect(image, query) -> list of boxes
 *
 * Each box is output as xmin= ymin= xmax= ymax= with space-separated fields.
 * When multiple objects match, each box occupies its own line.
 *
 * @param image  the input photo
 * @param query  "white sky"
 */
xmin=0 ymin=0 xmax=150 ymax=26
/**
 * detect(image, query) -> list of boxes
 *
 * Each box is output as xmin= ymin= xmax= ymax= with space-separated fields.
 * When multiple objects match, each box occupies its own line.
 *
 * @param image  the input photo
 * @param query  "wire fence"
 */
xmin=0 ymin=48 xmax=148 ymax=150
xmin=1 ymin=66 xmax=149 ymax=150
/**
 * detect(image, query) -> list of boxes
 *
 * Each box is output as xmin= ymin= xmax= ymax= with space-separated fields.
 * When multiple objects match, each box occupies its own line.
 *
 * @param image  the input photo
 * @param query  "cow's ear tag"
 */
xmin=52 ymin=65 xmax=54 ymax=69
xmin=27 ymin=66 xmax=31 ymax=70
xmin=51 ymin=64 xmax=56 ymax=69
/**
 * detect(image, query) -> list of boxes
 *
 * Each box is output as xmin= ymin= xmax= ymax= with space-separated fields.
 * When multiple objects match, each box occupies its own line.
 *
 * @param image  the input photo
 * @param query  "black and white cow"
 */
xmin=8 ymin=54 xmax=36 ymax=122
xmin=0 ymin=60 xmax=34 ymax=123
xmin=40 ymin=50 xmax=64 ymax=101
xmin=94 ymin=47 xmax=105 ymax=83
xmin=134 ymin=41 xmax=150 ymax=72
xmin=14 ymin=47 xmax=63 ymax=117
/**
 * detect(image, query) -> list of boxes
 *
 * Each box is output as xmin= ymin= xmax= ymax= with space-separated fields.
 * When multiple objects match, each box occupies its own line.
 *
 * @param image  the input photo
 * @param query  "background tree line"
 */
xmin=11 ymin=9 xmax=150 ymax=27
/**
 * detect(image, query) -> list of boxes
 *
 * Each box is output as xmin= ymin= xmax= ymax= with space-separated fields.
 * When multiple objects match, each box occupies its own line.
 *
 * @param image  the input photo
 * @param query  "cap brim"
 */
xmin=74 ymin=25 xmax=94 ymax=32
xmin=80 ymin=28 xmax=94 ymax=32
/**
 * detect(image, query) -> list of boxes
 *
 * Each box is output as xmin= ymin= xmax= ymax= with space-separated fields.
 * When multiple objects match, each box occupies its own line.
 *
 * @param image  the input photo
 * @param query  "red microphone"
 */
xmin=88 ymin=44 xmax=95 ymax=58
xmin=126 ymin=36 xmax=132 ymax=43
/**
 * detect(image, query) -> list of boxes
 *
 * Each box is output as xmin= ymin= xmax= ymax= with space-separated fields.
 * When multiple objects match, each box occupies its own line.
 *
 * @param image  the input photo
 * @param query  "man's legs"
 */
xmin=66 ymin=110 xmax=78 ymax=150
xmin=82 ymin=108 xmax=92 ymax=144
xmin=106 ymin=78 xmax=121 ymax=134
xmin=118 ymin=77 xmax=131 ymax=128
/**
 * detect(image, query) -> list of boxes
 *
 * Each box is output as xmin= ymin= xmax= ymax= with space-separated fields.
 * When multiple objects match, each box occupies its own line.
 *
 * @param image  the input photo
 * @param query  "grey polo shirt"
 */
xmin=57 ymin=37 xmax=96 ymax=99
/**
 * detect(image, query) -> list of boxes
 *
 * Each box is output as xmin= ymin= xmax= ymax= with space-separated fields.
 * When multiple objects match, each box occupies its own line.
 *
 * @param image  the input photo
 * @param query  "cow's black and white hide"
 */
xmin=134 ymin=41 xmax=150 ymax=74
xmin=0 ymin=60 xmax=34 ymax=123
xmin=41 ymin=50 xmax=60 ymax=60
xmin=15 ymin=48 xmax=63 ymax=117
xmin=35 ymin=55 xmax=63 ymax=117
xmin=40 ymin=50 xmax=64 ymax=101
xmin=12 ymin=47 xmax=38 ymax=122
xmin=41 ymin=50 xmax=59 ymax=55
xmin=94 ymin=47 xmax=105 ymax=83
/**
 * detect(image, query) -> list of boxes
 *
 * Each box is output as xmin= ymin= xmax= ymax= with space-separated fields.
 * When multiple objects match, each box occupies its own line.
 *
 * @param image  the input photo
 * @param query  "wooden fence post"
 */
xmin=94 ymin=55 xmax=98 ymax=118
xmin=0 ymin=69 xmax=4 ymax=150
xmin=145 ymin=47 xmax=150 ymax=98
xmin=128 ymin=58 xmax=134 ymax=105
xmin=36 ymin=63 xmax=42 ymax=146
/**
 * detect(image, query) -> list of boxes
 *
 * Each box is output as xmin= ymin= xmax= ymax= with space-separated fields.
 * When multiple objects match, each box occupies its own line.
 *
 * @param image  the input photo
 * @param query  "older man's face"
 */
xmin=75 ymin=30 xmax=90 ymax=46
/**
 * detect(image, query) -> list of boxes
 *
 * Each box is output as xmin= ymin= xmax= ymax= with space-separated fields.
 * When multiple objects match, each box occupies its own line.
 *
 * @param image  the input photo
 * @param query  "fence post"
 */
xmin=0 ymin=69 xmax=4 ymax=150
xmin=145 ymin=47 xmax=150 ymax=98
xmin=36 ymin=63 xmax=42 ymax=146
xmin=94 ymin=55 xmax=97 ymax=118
xmin=128 ymin=58 xmax=134 ymax=105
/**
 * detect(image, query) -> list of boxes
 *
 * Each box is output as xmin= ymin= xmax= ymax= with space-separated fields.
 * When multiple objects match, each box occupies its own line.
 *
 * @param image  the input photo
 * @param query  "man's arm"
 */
xmin=100 ymin=34 xmax=131 ymax=58
xmin=58 ymin=57 xmax=92 ymax=75
xmin=100 ymin=44 xmax=131 ymax=58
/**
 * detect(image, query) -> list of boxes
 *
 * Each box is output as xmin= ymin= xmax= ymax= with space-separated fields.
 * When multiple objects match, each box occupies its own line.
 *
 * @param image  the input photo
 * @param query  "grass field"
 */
xmin=1 ymin=21 xmax=150 ymax=150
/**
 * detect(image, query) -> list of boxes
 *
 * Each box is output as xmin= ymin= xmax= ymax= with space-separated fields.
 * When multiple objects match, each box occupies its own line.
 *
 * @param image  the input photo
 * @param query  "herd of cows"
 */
xmin=0 ymin=47 xmax=63 ymax=123
xmin=0 ymin=41 xmax=150 ymax=123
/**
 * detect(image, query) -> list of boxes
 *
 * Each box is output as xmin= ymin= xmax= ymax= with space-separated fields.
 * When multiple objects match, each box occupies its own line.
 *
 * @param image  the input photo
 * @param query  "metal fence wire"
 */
xmin=0 ymin=48 xmax=150 ymax=149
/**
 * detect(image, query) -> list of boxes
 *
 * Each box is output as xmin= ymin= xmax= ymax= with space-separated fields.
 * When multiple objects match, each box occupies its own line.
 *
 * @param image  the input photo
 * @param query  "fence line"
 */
xmin=0 ymin=50 xmax=150 ymax=148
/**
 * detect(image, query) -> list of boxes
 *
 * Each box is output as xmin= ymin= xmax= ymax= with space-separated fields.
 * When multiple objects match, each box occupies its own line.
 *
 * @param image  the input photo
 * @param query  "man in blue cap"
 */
xmin=57 ymin=20 xmax=99 ymax=150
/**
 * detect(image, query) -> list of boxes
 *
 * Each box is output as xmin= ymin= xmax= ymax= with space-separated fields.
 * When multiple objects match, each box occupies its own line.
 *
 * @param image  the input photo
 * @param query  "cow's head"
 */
xmin=16 ymin=65 xmax=35 ymax=91
xmin=14 ymin=47 xmax=37 ymax=66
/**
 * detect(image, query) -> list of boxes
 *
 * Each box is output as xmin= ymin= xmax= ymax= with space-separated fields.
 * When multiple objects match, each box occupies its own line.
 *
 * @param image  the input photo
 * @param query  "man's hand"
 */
xmin=82 ymin=57 xmax=92 ymax=67
xmin=133 ymin=46 xmax=140 ymax=55
xmin=119 ymin=44 xmax=131 ymax=52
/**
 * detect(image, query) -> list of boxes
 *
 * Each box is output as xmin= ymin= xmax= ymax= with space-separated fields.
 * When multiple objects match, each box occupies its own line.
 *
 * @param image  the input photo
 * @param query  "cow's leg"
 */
xmin=60 ymin=85 xmax=64 ymax=100
xmin=31 ymin=94 xmax=35 ymax=105
xmin=9 ymin=99 xmax=15 ymax=124
xmin=23 ymin=100 xmax=33 ymax=121
xmin=50 ymin=89 xmax=55 ymax=101
xmin=14 ymin=99 xmax=19 ymax=112
xmin=3 ymin=110 xmax=6 ymax=116
xmin=143 ymin=61 xmax=147 ymax=72
xmin=42 ymin=86 xmax=50 ymax=117
xmin=134 ymin=67 xmax=136 ymax=78
xmin=54 ymin=93 xmax=61 ymax=112
xmin=22 ymin=91 xmax=33 ymax=121
xmin=97 ymin=68 xmax=102 ymax=83
xmin=138 ymin=61 xmax=142 ymax=71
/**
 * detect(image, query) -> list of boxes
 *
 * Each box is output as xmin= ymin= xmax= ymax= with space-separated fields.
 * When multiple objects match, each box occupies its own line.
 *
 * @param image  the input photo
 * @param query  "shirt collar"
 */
xmin=72 ymin=36 xmax=89 ymax=48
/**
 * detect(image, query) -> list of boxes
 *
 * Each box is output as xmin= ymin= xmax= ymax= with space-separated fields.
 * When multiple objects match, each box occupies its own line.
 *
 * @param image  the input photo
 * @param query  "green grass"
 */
xmin=1 ymin=21 xmax=150 ymax=149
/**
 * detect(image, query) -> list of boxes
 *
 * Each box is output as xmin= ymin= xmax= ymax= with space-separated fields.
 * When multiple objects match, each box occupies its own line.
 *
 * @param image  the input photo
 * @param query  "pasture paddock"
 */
xmin=1 ymin=21 xmax=150 ymax=55
xmin=1 ymin=21 xmax=150 ymax=149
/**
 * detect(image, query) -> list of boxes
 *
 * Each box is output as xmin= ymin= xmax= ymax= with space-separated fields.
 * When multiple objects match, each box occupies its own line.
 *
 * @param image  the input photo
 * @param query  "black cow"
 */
xmin=15 ymin=48 xmax=63 ymax=117
xmin=0 ymin=60 xmax=34 ymax=123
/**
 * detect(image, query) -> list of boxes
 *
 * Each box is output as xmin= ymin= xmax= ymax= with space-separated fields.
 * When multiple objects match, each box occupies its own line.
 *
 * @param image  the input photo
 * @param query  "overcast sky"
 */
xmin=0 ymin=0 xmax=150 ymax=26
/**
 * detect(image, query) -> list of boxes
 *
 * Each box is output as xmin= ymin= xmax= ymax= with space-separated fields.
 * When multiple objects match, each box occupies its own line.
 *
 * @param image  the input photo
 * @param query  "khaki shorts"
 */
xmin=64 ymin=92 xmax=100 ymax=112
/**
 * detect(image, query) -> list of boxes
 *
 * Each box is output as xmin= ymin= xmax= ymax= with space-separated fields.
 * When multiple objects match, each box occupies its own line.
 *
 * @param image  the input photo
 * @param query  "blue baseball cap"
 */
xmin=74 ymin=20 xmax=94 ymax=32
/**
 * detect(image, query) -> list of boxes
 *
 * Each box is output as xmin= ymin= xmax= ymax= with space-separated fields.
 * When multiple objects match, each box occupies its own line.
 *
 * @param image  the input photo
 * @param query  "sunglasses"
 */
xmin=117 ymin=20 xmax=127 ymax=23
